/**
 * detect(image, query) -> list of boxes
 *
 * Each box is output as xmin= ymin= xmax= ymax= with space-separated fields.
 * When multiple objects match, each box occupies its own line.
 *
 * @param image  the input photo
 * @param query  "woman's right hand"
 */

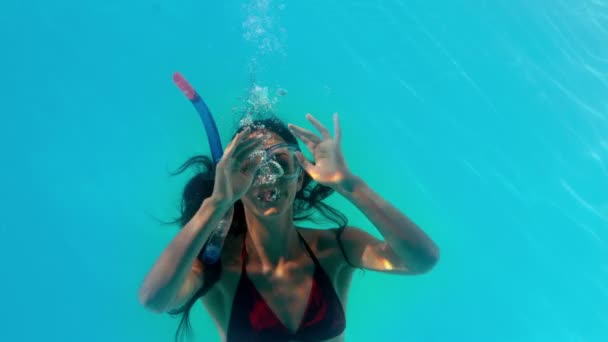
xmin=211 ymin=127 xmax=266 ymax=206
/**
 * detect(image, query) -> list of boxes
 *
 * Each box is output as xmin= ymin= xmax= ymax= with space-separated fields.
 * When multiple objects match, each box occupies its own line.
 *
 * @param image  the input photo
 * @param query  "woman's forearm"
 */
xmin=338 ymin=174 xmax=440 ymax=272
xmin=138 ymin=196 xmax=232 ymax=311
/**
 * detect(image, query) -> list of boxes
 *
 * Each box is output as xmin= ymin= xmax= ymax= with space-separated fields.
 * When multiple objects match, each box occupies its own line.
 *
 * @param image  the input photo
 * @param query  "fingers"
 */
xmin=289 ymin=113 xmax=339 ymax=144
xmin=306 ymin=113 xmax=331 ymax=140
xmin=288 ymin=124 xmax=319 ymax=151
xmin=223 ymin=127 xmax=251 ymax=157
xmin=233 ymin=138 xmax=264 ymax=165
xmin=288 ymin=124 xmax=319 ymax=142
xmin=225 ymin=127 xmax=266 ymax=158
xmin=222 ymin=128 xmax=268 ymax=173
xmin=233 ymin=132 xmax=262 ymax=154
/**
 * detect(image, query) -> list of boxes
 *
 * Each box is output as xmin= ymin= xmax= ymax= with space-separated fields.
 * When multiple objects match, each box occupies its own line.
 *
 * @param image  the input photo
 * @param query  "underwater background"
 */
xmin=1 ymin=0 xmax=607 ymax=341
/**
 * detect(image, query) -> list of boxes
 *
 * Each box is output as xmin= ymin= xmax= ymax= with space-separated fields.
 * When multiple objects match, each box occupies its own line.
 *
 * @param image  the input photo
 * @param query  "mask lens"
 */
xmin=268 ymin=146 xmax=298 ymax=177
xmin=251 ymin=144 xmax=300 ymax=185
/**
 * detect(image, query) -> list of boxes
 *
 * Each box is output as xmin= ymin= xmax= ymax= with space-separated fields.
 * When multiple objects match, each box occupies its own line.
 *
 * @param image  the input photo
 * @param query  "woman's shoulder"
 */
xmin=295 ymin=226 xmax=354 ymax=277
xmin=296 ymin=226 xmax=344 ymax=252
xmin=296 ymin=226 xmax=340 ymax=238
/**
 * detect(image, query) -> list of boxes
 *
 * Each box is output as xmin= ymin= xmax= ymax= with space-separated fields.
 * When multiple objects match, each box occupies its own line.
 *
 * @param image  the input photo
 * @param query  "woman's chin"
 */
xmin=255 ymin=194 xmax=287 ymax=217
xmin=256 ymin=196 xmax=283 ymax=215
xmin=262 ymin=207 xmax=280 ymax=216
xmin=247 ymin=187 xmax=295 ymax=217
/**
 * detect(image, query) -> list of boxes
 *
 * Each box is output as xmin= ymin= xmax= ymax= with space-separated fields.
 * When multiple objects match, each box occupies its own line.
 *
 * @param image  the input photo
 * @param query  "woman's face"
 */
xmin=240 ymin=130 xmax=304 ymax=217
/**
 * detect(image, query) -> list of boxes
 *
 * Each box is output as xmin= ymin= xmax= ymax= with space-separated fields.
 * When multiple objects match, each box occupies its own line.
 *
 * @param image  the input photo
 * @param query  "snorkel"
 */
xmin=173 ymin=72 xmax=224 ymax=164
xmin=173 ymin=72 xmax=229 ymax=264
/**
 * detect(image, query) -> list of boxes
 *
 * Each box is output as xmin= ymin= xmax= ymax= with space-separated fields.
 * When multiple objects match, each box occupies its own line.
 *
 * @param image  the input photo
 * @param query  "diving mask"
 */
xmin=249 ymin=143 xmax=301 ymax=186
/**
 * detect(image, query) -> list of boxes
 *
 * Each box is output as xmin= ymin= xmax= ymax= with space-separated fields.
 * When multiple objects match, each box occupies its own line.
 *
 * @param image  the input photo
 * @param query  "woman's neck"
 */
xmin=243 ymin=208 xmax=301 ymax=272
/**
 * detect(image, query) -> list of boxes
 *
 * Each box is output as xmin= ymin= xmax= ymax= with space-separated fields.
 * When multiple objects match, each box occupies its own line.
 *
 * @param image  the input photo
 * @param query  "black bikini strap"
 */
xmin=243 ymin=230 xmax=356 ymax=269
xmin=296 ymin=229 xmax=358 ymax=269
xmin=296 ymin=230 xmax=321 ymax=266
xmin=241 ymin=233 xmax=249 ymax=270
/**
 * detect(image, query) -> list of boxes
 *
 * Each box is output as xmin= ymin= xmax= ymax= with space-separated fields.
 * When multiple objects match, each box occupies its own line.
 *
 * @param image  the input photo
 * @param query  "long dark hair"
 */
xmin=165 ymin=116 xmax=348 ymax=341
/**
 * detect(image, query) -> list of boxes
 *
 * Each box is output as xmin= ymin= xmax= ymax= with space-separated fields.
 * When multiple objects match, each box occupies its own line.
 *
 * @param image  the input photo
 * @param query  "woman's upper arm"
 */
xmin=334 ymin=226 xmax=414 ymax=274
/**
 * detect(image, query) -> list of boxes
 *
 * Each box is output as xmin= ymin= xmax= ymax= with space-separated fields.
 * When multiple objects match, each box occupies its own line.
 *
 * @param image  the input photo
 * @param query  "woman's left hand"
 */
xmin=288 ymin=113 xmax=354 ymax=191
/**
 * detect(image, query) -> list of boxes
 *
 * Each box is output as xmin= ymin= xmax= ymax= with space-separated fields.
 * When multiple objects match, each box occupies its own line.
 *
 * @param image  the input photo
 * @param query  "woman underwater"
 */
xmin=139 ymin=112 xmax=440 ymax=341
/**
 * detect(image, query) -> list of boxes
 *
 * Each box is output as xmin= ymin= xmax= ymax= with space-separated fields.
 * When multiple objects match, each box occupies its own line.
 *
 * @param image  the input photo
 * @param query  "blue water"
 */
xmin=1 ymin=0 xmax=607 ymax=341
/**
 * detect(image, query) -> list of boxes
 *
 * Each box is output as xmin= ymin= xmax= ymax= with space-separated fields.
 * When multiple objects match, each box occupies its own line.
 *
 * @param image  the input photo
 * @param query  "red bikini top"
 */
xmin=225 ymin=231 xmax=346 ymax=341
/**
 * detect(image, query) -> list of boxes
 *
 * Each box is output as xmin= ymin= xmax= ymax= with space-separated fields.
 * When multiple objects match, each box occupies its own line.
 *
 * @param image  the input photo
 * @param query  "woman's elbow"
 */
xmin=412 ymin=246 xmax=440 ymax=274
xmin=138 ymin=287 xmax=169 ymax=314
